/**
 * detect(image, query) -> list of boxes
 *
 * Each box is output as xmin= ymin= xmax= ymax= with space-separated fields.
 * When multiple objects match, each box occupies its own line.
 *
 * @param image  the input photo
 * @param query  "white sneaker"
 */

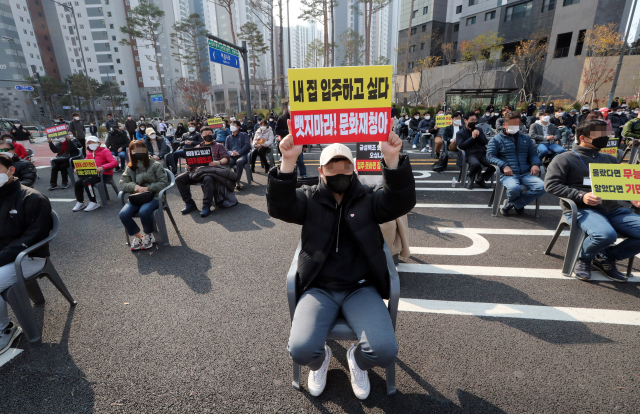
xmin=412 ymin=144 xmax=417 ymax=149
xmin=141 ymin=234 xmax=154 ymax=249
xmin=84 ymin=202 xmax=100 ymax=212
xmin=308 ymin=344 xmax=331 ymax=397
xmin=130 ymin=236 xmax=142 ymax=251
xmin=347 ymin=344 xmax=370 ymax=400
xmin=420 ymin=147 xmax=427 ymax=152
xmin=72 ymin=202 xmax=87 ymax=212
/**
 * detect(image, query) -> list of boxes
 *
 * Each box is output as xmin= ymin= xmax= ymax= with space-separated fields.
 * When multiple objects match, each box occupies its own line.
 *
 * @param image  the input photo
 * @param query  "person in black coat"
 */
xmin=47 ymin=133 xmax=81 ymax=190
xmin=10 ymin=121 xmax=32 ymax=149
xmin=456 ymin=112 xmax=495 ymax=189
xmin=526 ymin=102 xmax=537 ymax=117
xmin=106 ymin=126 xmax=131 ymax=171
xmin=267 ymin=131 xmax=415 ymax=398
xmin=0 ymin=140 xmax=36 ymax=187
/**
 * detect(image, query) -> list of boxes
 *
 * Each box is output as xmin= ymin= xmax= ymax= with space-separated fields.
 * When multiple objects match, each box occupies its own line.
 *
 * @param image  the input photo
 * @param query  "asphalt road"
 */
xmin=1 ymin=140 xmax=639 ymax=413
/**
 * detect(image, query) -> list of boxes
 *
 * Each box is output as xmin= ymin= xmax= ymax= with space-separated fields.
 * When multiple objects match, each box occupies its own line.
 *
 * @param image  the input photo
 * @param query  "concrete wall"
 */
xmin=576 ymin=55 xmax=640 ymax=102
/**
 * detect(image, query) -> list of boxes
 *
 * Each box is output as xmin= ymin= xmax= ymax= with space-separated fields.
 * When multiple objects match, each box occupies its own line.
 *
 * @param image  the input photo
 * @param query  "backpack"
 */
xmin=432 ymin=148 xmax=449 ymax=172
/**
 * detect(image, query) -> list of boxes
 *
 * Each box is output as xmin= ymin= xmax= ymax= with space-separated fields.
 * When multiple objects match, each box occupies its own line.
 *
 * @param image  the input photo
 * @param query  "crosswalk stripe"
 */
xmin=0 ymin=348 xmax=23 ymax=368
xmin=49 ymin=199 xmax=76 ymax=202
xmin=396 ymin=263 xmax=640 ymax=282
xmin=414 ymin=203 xmax=562 ymax=210
xmin=398 ymin=299 xmax=640 ymax=325
xmin=416 ymin=188 xmax=493 ymax=191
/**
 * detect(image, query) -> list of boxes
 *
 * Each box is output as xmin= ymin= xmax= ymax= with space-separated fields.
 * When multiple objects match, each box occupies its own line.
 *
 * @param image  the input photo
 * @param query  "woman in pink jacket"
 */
xmin=72 ymin=136 xmax=118 ymax=212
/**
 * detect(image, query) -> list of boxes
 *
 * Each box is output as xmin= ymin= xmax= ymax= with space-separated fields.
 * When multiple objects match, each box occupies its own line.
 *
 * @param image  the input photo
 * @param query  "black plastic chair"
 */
xmin=488 ymin=164 xmax=545 ymax=217
xmin=97 ymin=171 xmax=120 ymax=207
xmin=545 ymin=198 xmax=635 ymax=277
xmin=118 ymin=168 xmax=180 ymax=246
xmin=0 ymin=211 xmax=77 ymax=343
xmin=50 ymin=154 xmax=83 ymax=185
xmin=286 ymin=240 xmax=399 ymax=395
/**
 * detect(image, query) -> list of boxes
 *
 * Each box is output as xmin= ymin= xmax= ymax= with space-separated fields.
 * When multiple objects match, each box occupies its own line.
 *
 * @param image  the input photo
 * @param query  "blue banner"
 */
xmin=209 ymin=47 xmax=240 ymax=69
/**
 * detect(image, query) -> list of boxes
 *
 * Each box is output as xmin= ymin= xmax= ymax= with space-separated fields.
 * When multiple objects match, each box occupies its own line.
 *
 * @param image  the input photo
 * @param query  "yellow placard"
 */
xmin=73 ymin=159 xmax=98 ymax=176
xmin=600 ymin=137 xmax=619 ymax=156
xmin=589 ymin=164 xmax=640 ymax=200
xmin=435 ymin=115 xmax=452 ymax=128
xmin=207 ymin=117 xmax=223 ymax=126
xmin=288 ymin=65 xmax=392 ymax=111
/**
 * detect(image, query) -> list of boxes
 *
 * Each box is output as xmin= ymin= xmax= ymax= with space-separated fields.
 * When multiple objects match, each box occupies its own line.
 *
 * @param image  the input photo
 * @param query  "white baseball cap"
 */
xmin=86 ymin=136 xmax=99 ymax=143
xmin=319 ymin=143 xmax=354 ymax=166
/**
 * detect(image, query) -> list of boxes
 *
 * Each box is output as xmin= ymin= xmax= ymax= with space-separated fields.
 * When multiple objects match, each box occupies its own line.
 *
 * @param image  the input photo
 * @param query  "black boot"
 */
xmin=466 ymin=174 xmax=475 ymax=190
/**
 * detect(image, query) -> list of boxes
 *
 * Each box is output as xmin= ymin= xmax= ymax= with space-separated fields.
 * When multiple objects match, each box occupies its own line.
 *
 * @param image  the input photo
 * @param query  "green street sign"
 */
xmin=207 ymin=39 xmax=239 ymax=57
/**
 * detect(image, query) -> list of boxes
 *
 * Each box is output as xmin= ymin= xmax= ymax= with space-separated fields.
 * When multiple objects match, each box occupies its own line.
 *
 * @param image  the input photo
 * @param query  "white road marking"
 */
xmin=36 ymin=166 xmax=51 ymax=169
xmin=410 ymin=229 xmax=490 ymax=256
xmin=414 ymin=203 xmax=561 ymax=210
xmin=415 ymin=180 xmax=484 ymax=184
xmin=416 ymin=188 xmax=493 ymax=191
xmin=0 ymin=348 xmax=23 ymax=368
xmin=396 ymin=263 xmax=640 ymax=282
xmin=398 ymin=299 xmax=640 ymax=326
xmin=440 ymin=227 xmax=566 ymax=236
xmin=49 ymin=199 xmax=76 ymax=202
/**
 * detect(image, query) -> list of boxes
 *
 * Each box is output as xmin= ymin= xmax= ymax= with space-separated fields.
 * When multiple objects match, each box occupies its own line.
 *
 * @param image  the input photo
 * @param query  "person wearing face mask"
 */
xmin=529 ymin=109 xmax=564 ymax=162
xmin=611 ymin=97 xmax=620 ymax=110
xmin=416 ymin=112 xmax=434 ymax=152
xmin=267 ymin=121 xmax=415 ymax=400
xmin=456 ymin=112 xmax=495 ymax=190
xmin=0 ymin=139 xmax=36 ymax=187
xmin=526 ymin=101 xmax=537 ymax=117
xmin=171 ymin=122 xmax=203 ymax=174
xmin=47 ymin=133 xmax=81 ymax=190
xmin=609 ymin=107 xmax=628 ymax=139
xmin=225 ymin=120 xmax=251 ymax=187
xmin=577 ymin=108 xmax=591 ymax=124
xmin=488 ymin=111 xmax=500 ymax=129
xmin=480 ymin=110 xmax=492 ymax=124
xmin=137 ymin=116 xmax=146 ymax=127
xmin=10 ymin=120 xmax=33 ymax=150
xmin=598 ymin=108 xmax=613 ymax=128
xmin=144 ymin=128 xmax=174 ymax=171
xmin=72 ymin=136 xmax=118 ymax=212
xmin=119 ymin=140 xmax=169 ymax=251
xmin=174 ymin=122 xmax=187 ymax=140
xmin=106 ymin=125 xmax=130 ymax=172
xmin=621 ymin=108 xmax=640 ymax=154
xmin=214 ymin=120 xmax=231 ymax=144
xmin=68 ymin=113 xmax=86 ymax=156
xmin=105 ymin=113 xmax=119 ymax=131
xmin=495 ymin=106 xmax=512 ymax=134
xmin=136 ymin=124 xmax=148 ymax=141
xmin=166 ymin=123 xmax=176 ymax=140
xmin=250 ymin=120 xmax=274 ymax=175
xmin=125 ymin=115 xmax=138 ymax=140
xmin=442 ymin=111 xmax=463 ymax=152
xmin=545 ymin=119 xmax=640 ymax=281
xmin=487 ymin=111 xmax=545 ymax=215
xmin=56 ymin=116 xmax=67 ymax=126
xmin=176 ymin=127 xmax=236 ymax=217
xmin=1 ymin=136 xmax=27 ymax=160
xmin=89 ymin=122 xmax=98 ymax=136
xmin=0 ymin=153 xmax=53 ymax=356
xmin=581 ymin=102 xmax=590 ymax=112
xmin=268 ymin=116 xmax=277 ymax=135
xmin=485 ymin=103 xmax=495 ymax=114
xmin=409 ymin=112 xmax=422 ymax=149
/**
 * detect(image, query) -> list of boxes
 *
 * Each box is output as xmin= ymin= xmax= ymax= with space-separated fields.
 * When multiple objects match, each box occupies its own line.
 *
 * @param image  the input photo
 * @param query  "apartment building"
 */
xmin=397 ymin=0 xmax=634 ymax=100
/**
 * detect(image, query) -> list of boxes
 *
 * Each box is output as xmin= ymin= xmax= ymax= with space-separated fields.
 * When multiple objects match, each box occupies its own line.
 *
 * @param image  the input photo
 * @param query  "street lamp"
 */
xmin=48 ymin=0 xmax=99 ymax=126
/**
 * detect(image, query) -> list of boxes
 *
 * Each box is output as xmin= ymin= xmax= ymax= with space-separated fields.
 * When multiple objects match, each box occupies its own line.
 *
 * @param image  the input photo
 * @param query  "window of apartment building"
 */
xmin=412 ymin=10 xmax=417 ymax=18
xmin=119 ymin=70 xmax=123 ymax=74
xmin=116 ymin=59 xmax=121 ymax=63
xmin=137 ymin=67 xmax=141 ymax=71
xmin=84 ymin=47 xmax=88 ymax=51
xmin=107 ymin=12 xmax=112 ymax=17
xmin=422 ymin=24 xmax=427 ymax=32
xmin=114 ymin=47 xmax=118 ymax=52
xmin=148 ymin=66 xmax=153 ymax=70
xmin=138 ymin=77 xmax=144 ymax=82
xmin=75 ymin=1 xmax=79 ymax=5
xmin=541 ymin=0 xmax=556 ymax=11
xmin=409 ymin=45 xmax=416 ymax=52
xmin=423 ymin=6 xmax=428 ymax=14
xmin=466 ymin=16 xmax=476 ymax=25
xmin=47 ymin=47 xmax=51 ymax=51
xmin=485 ymin=10 xmax=496 ymax=20
xmin=420 ymin=42 xmax=425 ymax=50
xmin=456 ymin=5 xmax=462 ymax=13
xmin=150 ymin=76 xmax=155 ymax=80
xmin=563 ymin=0 xmax=579 ymax=5
xmin=554 ymin=32 xmax=572 ymax=58
xmin=109 ymin=24 xmax=114 ymax=29
xmin=453 ymin=23 xmax=459 ymax=32
xmin=505 ymin=1 xmax=532 ymax=21
xmin=79 ymin=25 xmax=84 ymax=29
xmin=135 ymin=56 xmax=140 ymax=61
xmin=87 ymin=58 xmax=91 ymax=62
xmin=30 ymin=53 xmax=34 ymax=58
xmin=89 ymin=68 xmax=93 ymax=72
xmin=120 ymin=81 xmax=125 ymax=86
xmin=77 ymin=13 xmax=81 ymax=17
xmin=408 ymin=62 xmax=414 ymax=69
xmin=469 ymin=0 xmax=478 ymax=5
xmin=411 ymin=27 xmax=417 ymax=35
xmin=20 ymin=16 xmax=24 ymax=22
xmin=112 ymin=36 xmax=116 ymax=41
xmin=44 ymin=35 xmax=49 ymax=41
xmin=574 ymin=29 xmax=586 ymax=55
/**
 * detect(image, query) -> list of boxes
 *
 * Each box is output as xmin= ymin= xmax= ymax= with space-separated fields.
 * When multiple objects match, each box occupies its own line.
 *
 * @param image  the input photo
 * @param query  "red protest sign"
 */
xmin=45 ymin=124 xmax=68 ymax=139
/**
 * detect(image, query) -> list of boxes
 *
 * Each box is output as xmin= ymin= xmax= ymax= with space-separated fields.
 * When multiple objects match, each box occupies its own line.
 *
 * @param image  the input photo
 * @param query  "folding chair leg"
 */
xmin=97 ymin=183 xmax=108 ymax=207
xmin=535 ymin=198 xmax=540 ymax=218
xmin=124 ymin=229 xmax=131 ymax=246
xmin=3 ymin=284 xmax=41 ymax=343
xmin=244 ymin=163 xmax=253 ymax=186
xmin=165 ymin=206 xmax=181 ymax=237
xmin=488 ymin=187 xmax=496 ymax=207
xmin=43 ymin=262 xmax=77 ymax=305
xmin=562 ymin=231 xmax=586 ymax=277
xmin=67 ymin=167 xmax=76 ymax=185
xmin=154 ymin=209 xmax=170 ymax=246
xmin=385 ymin=362 xmax=397 ymax=395
xmin=25 ymin=279 xmax=45 ymax=305
xmin=627 ymin=256 xmax=635 ymax=278
xmin=292 ymin=361 xmax=301 ymax=390
xmin=545 ymin=222 xmax=567 ymax=255
xmin=492 ymin=183 xmax=504 ymax=217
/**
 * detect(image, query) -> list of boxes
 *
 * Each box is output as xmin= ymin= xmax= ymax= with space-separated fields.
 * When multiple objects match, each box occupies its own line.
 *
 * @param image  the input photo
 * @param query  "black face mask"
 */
xmin=133 ymin=153 xmax=148 ymax=161
xmin=587 ymin=136 xmax=610 ymax=149
xmin=467 ymin=122 xmax=477 ymax=130
xmin=325 ymin=173 xmax=352 ymax=195
xmin=202 ymin=135 xmax=214 ymax=142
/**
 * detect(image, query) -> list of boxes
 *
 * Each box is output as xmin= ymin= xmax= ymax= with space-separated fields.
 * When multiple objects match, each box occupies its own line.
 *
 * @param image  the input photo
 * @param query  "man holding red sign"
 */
xmin=267 ymin=118 xmax=415 ymax=400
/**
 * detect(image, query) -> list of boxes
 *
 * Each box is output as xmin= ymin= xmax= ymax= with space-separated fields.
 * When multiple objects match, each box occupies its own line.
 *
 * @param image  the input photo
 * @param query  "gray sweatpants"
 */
xmin=287 ymin=285 xmax=398 ymax=371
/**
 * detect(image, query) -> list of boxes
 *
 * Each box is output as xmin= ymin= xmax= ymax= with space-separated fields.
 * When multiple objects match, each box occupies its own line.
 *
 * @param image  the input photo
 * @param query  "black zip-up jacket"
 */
xmin=106 ymin=130 xmax=130 ymax=152
xmin=179 ymin=131 xmax=202 ymax=148
xmin=456 ymin=126 xmax=489 ymax=158
xmin=266 ymin=154 xmax=416 ymax=298
xmin=276 ymin=112 xmax=290 ymax=137
xmin=125 ymin=119 xmax=137 ymax=133
xmin=0 ymin=179 xmax=52 ymax=267
xmin=68 ymin=120 xmax=85 ymax=139
xmin=10 ymin=126 xmax=32 ymax=142
xmin=11 ymin=154 xmax=37 ymax=188
xmin=544 ymin=144 xmax=620 ymax=214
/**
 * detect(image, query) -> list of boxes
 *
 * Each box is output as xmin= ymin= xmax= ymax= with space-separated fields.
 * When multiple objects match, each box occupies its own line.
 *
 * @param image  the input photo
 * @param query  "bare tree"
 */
xmin=305 ymin=38 xmax=325 ymax=67
xmin=299 ymin=0 xmax=330 ymax=66
xmin=175 ymin=78 xmax=211 ymax=116
xmin=170 ymin=13 xmax=208 ymax=79
xmin=459 ymin=31 xmax=504 ymax=89
xmin=441 ymin=42 xmax=457 ymax=65
xmin=120 ymin=0 xmax=167 ymax=116
xmin=338 ymin=28 xmax=363 ymax=66
xmin=352 ymin=0 xmax=390 ymax=65
xmin=508 ymin=33 xmax=549 ymax=103
xmin=239 ymin=22 xmax=270 ymax=101
xmin=406 ymin=56 xmax=441 ymax=106
xmin=248 ymin=0 xmax=277 ymax=108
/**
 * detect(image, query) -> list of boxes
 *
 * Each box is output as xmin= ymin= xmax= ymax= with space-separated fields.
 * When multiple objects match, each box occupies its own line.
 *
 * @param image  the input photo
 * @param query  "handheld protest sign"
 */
xmin=46 ymin=124 xmax=68 ymax=140
xmin=589 ymin=163 xmax=640 ymax=200
xmin=355 ymin=142 xmax=383 ymax=176
xmin=600 ymin=136 xmax=619 ymax=156
xmin=288 ymin=65 xmax=392 ymax=145
xmin=73 ymin=159 xmax=98 ymax=176
xmin=435 ymin=115 xmax=452 ymax=128
xmin=207 ymin=117 xmax=224 ymax=129
xmin=185 ymin=147 xmax=213 ymax=168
